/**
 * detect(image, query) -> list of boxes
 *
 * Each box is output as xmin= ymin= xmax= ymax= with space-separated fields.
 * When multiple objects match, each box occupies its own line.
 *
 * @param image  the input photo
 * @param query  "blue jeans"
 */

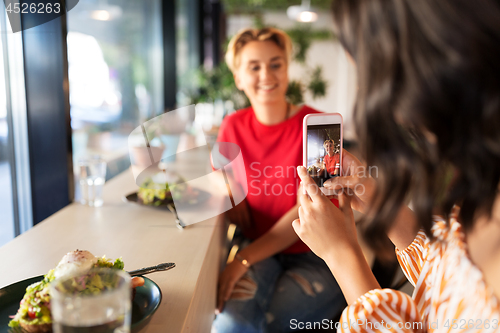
xmin=213 ymin=250 xmax=346 ymax=333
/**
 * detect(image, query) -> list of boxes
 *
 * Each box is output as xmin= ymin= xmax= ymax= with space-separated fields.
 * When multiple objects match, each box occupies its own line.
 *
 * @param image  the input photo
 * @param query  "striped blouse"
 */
xmin=339 ymin=207 xmax=500 ymax=332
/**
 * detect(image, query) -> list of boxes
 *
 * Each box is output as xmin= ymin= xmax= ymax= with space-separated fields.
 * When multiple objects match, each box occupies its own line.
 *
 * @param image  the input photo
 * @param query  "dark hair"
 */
xmin=332 ymin=0 xmax=500 ymax=256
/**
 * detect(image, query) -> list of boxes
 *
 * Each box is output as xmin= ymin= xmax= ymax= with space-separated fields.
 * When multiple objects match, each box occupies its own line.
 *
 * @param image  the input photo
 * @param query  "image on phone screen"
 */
xmin=306 ymin=124 xmax=341 ymax=188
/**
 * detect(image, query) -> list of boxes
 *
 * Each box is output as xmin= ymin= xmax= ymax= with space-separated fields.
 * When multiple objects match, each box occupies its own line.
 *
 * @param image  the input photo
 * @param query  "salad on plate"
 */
xmin=8 ymin=250 xmax=142 ymax=333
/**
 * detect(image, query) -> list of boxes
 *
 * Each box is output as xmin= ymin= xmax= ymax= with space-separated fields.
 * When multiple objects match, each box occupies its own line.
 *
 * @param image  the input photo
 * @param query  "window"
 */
xmin=0 ymin=21 xmax=14 ymax=246
xmin=66 ymin=0 xmax=164 ymax=190
xmin=0 ymin=6 xmax=32 ymax=245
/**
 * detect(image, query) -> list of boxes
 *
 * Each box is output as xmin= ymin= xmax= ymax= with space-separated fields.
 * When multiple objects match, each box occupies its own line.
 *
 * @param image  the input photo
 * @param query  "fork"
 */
xmin=166 ymin=203 xmax=186 ymax=229
xmin=128 ymin=262 xmax=176 ymax=276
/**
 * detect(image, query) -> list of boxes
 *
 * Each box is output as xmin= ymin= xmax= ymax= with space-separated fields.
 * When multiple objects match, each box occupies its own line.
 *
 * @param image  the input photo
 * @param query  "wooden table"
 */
xmin=0 ymin=149 xmax=228 ymax=333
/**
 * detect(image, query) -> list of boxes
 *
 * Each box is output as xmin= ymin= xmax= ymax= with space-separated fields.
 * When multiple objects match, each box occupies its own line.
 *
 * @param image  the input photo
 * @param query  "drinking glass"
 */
xmin=50 ymin=268 xmax=131 ymax=333
xmin=78 ymin=156 xmax=106 ymax=207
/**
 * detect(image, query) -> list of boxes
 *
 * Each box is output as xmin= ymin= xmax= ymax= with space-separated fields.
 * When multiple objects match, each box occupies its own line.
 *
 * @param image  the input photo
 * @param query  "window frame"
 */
xmin=20 ymin=4 xmax=73 ymax=224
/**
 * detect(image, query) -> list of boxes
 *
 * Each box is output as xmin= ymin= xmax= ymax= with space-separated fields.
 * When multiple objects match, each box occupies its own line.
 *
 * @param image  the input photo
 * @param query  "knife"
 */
xmin=128 ymin=262 xmax=176 ymax=277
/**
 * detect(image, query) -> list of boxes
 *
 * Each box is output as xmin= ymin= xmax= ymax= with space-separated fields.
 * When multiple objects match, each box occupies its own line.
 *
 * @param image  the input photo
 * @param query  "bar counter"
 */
xmin=0 ymin=150 xmax=227 ymax=333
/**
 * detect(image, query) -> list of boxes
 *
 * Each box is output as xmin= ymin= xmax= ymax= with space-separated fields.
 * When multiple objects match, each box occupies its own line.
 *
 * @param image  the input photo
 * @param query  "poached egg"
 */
xmin=53 ymin=249 xmax=97 ymax=279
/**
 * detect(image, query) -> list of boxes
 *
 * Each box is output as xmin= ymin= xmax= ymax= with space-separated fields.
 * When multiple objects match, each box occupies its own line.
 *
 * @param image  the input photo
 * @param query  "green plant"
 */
xmin=179 ymin=62 xmax=250 ymax=109
xmin=286 ymin=80 xmax=304 ymax=105
xmin=286 ymin=26 xmax=333 ymax=62
xmin=307 ymin=66 xmax=328 ymax=99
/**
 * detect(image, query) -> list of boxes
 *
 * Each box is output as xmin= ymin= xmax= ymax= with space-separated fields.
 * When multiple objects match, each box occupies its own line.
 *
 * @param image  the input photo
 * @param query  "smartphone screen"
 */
xmin=306 ymin=123 xmax=342 ymax=188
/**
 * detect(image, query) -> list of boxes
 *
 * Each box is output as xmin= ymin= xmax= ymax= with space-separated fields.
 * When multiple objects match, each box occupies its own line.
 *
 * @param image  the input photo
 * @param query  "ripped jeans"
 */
xmin=212 ymin=250 xmax=346 ymax=333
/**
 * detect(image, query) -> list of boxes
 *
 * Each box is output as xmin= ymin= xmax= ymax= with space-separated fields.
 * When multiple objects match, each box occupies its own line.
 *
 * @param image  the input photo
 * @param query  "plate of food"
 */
xmin=124 ymin=174 xmax=211 ymax=208
xmin=0 ymin=250 xmax=162 ymax=333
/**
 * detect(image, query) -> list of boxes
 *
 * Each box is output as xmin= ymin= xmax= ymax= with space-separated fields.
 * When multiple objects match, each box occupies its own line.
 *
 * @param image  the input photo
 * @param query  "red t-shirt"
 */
xmin=216 ymin=105 xmax=320 ymax=254
xmin=324 ymin=153 xmax=340 ymax=176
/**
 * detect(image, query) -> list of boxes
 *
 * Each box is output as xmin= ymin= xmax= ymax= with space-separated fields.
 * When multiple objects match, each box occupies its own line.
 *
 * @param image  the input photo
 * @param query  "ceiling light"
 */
xmin=287 ymin=0 xmax=318 ymax=23
xmin=298 ymin=11 xmax=318 ymax=23
xmin=89 ymin=5 xmax=122 ymax=21
xmin=91 ymin=10 xmax=111 ymax=21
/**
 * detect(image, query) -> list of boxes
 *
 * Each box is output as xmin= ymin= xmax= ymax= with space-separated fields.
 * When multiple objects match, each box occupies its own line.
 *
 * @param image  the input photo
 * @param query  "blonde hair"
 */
xmin=323 ymin=139 xmax=334 ymax=147
xmin=225 ymin=27 xmax=293 ymax=73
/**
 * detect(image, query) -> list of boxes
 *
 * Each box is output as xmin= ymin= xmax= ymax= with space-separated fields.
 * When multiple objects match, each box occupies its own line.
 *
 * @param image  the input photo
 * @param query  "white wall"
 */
xmin=227 ymin=11 xmax=358 ymax=140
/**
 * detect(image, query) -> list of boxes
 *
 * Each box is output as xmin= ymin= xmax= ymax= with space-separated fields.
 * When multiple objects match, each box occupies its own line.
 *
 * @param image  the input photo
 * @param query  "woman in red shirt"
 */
xmin=213 ymin=28 xmax=344 ymax=332
xmin=321 ymin=139 xmax=340 ymax=179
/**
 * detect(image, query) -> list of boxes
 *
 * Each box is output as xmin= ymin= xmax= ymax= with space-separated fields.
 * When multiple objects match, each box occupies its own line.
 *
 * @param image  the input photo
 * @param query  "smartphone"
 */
xmin=303 ymin=113 xmax=343 ymax=195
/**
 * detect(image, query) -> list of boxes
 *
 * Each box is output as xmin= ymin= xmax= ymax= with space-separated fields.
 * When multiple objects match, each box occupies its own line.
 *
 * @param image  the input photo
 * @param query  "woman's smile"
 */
xmin=257 ymin=84 xmax=278 ymax=92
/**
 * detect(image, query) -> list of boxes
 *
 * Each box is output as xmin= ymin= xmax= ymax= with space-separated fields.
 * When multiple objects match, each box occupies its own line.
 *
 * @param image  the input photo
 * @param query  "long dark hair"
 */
xmin=332 ymin=0 xmax=500 ymax=255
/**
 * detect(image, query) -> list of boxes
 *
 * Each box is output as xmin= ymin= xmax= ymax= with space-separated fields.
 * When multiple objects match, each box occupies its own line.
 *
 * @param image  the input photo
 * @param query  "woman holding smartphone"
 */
xmin=293 ymin=0 xmax=500 ymax=331
xmin=212 ymin=28 xmax=345 ymax=332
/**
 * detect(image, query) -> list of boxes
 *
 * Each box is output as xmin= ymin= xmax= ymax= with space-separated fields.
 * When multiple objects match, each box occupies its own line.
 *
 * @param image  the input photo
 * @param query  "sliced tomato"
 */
xmin=28 ymin=307 xmax=37 ymax=319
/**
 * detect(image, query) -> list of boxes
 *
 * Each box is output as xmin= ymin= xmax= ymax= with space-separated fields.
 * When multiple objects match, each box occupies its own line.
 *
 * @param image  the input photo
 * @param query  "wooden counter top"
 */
xmin=0 ymin=150 xmax=227 ymax=333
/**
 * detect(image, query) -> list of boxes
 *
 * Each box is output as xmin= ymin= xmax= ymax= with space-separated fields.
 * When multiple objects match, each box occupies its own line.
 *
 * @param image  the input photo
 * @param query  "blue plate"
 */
xmin=0 ymin=275 xmax=162 ymax=332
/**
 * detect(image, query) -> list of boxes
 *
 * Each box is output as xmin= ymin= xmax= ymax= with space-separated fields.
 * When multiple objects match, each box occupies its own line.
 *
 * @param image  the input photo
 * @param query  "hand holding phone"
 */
xmin=303 ymin=113 xmax=343 ymax=196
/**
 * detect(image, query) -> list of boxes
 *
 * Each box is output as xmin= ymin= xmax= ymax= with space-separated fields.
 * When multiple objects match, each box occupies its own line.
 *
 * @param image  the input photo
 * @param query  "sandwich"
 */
xmin=8 ymin=250 xmax=142 ymax=332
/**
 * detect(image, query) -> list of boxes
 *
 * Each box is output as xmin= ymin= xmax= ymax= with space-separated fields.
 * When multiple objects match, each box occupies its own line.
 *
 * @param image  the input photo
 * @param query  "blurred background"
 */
xmin=0 ymin=0 xmax=356 ymax=246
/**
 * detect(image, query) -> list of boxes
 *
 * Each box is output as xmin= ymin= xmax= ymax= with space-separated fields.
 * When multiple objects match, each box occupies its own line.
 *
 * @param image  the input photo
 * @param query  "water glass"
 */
xmin=50 ymin=268 xmax=131 ymax=333
xmin=78 ymin=156 xmax=106 ymax=207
